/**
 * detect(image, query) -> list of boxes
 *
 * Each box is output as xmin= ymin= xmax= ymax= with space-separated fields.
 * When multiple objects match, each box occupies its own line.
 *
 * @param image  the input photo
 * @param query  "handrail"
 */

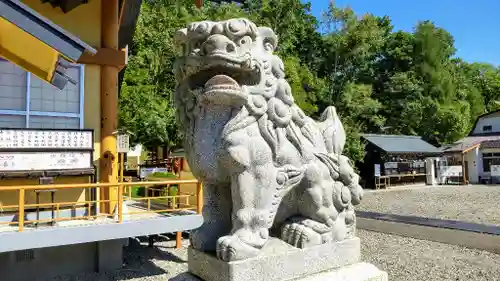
xmin=0 ymin=179 xmax=203 ymax=232
xmin=0 ymin=179 xmax=199 ymax=191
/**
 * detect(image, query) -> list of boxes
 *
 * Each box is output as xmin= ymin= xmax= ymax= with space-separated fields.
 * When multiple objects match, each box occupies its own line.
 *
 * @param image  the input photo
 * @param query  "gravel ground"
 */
xmin=46 ymin=237 xmax=190 ymax=281
xmin=358 ymin=185 xmax=500 ymax=226
xmin=45 ymin=231 xmax=500 ymax=281
xmin=41 ymin=185 xmax=500 ymax=281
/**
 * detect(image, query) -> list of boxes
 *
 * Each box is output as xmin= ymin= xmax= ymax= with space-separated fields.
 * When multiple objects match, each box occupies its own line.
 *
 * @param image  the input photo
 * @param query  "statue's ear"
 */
xmin=258 ymin=27 xmax=278 ymax=52
xmin=174 ymin=28 xmax=189 ymax=46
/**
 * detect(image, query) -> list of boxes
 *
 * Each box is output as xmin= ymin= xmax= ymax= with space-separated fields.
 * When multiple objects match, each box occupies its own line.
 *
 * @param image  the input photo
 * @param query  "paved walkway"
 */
xmin=358 ymin=210 xmax=500 ymax=235
xmin=358 ymin=184 xmax=500 ymax=226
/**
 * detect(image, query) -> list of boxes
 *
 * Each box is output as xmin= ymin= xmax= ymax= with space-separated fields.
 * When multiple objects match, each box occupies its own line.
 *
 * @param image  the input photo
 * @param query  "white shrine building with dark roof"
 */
xmin=444 ymin=109 xmax=500 ymax=184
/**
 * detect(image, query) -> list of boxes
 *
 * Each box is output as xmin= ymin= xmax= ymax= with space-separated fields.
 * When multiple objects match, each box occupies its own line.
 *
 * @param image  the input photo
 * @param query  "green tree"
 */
xmin=462 ymin=62 xmax=500 ymax=112
xmin=120 ymin=0 xmax=324 ymax=151
xmin=119 ymin=0 xmax=248 ymax=151
xmin=317 ymin=5 xmax=391 ymax=161
xmin=119 ymin=0 xmax=500 ymax=164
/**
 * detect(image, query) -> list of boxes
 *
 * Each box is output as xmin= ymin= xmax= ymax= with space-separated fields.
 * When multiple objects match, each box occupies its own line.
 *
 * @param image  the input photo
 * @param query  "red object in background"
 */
xmin=195 ymin=0 xmax=203 ymax=8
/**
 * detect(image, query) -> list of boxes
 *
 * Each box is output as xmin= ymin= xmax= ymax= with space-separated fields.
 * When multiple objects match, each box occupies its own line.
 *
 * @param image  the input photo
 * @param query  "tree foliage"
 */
xmin=119 ymin=0 xmax=500 ymax=162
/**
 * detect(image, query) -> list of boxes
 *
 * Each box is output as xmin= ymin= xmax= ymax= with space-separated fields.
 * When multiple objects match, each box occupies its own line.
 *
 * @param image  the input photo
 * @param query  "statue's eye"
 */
xmin=238 ymin=36 xmax=252 ymax=46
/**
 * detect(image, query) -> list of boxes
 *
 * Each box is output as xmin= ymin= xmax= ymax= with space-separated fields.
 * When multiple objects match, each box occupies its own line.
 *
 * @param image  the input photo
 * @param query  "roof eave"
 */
xmin=361 ymin=134 xmax=442 ymax=156
xmin=384 ymin=151 xmax=443 ymax=155
xmin=0 ymin=0 xmax=97 ymax=61
xmin=468 ymin=109 xmax=500 ymax=136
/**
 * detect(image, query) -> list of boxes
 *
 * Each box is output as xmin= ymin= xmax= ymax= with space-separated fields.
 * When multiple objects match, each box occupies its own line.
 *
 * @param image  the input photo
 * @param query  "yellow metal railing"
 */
xmin=0 ymin=179 xmax=203 ymax=232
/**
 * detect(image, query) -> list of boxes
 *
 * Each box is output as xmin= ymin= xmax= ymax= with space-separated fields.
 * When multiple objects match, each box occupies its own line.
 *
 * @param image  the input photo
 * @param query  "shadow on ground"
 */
xmin=170 ymin=272 xmax=199 ymax=281
xmin=46 ymin=235 xmax=189 ymax=281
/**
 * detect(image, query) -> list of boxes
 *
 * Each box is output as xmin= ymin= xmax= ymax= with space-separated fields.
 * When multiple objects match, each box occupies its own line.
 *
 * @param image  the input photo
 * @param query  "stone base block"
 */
xmin=172 ymin=263 xmax=388 ymax=281
xmin=172 ymin=263 xmax=387 ymax=281
xmin=187 ymin=237 xmax=364 ymax=281
xmin=299 ymin=262 xmax=388 ymax=281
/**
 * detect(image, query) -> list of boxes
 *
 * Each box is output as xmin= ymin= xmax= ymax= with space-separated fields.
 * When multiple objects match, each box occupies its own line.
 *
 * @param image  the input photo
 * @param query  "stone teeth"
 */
xmin=205 ymin=85 xmax=239 ymax=91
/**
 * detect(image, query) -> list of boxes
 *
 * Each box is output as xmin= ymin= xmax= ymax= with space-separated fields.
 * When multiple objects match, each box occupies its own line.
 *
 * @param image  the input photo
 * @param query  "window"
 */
xmin=483 ymin=125 xmax=492 ymax=133
xmin=0 ymin=59 xmax=84 ymax=129
xmin=482 ymin=152 xmax=500 ymax=172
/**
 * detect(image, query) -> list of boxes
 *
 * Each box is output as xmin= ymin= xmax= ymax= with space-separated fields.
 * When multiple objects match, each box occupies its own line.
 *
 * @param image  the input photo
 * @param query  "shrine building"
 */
xmin=0 ymin=1 xmax=204 ymax=280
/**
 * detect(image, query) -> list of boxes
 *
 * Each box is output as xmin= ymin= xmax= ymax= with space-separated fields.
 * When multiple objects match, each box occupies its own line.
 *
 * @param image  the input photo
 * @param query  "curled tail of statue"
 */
xmin=315 ymin=106 xmax=363 ymax=206
xmin=317 ymin=106 xmax=346 ymax=155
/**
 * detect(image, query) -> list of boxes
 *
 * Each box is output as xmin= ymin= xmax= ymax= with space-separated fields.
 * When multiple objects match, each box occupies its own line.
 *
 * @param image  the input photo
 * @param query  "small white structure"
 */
xmin=126 ymin=144 xmax=143 ymax=171
xmin=444 ymin=110 xmax=500 ymax=184
xmin=425 ymin=157 xmax=437 ymax=186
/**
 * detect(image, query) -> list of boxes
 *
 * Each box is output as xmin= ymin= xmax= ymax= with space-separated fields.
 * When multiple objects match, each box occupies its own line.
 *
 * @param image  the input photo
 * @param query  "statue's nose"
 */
xmin=202 ymin=34 xmax=237 ymax=55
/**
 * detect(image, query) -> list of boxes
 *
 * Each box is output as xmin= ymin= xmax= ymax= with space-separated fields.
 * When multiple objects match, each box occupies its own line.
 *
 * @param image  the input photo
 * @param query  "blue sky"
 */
xmin=307 ymin=0 xmax=500 ymax=66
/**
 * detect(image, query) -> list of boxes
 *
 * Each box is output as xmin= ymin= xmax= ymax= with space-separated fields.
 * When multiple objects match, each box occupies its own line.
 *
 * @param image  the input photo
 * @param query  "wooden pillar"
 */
xmin=195 ymin=0 xmax=203 ymax=8
xmin=100 ymin=0 xmax=120 ymax=214
xmin=196 ymin=182 xmax=203 ymax=214
xmin=176 ymin=231 xmax=182 ymax=249
xmin=461 ymin=153 xmax=466 ymax=185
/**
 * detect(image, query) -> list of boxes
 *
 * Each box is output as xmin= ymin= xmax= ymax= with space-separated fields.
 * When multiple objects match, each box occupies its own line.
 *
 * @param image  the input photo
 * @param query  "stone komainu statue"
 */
xmin=173 ymin=18 xmax=364 ymax=262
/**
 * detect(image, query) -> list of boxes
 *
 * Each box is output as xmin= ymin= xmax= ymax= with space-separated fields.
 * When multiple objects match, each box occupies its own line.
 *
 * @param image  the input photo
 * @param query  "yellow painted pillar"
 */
xmin=196 ymin=182 xmax=203 ymax=214
xmin=100 ymin=0 xmax=120 ymax=214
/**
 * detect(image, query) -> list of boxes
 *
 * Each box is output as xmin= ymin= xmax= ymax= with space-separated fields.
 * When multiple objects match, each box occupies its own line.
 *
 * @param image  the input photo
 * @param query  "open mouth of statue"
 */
xmin=189 ymin=65 xmax=260 ymax=105
xmin=189 ymin=64 xmax=260 ymax=89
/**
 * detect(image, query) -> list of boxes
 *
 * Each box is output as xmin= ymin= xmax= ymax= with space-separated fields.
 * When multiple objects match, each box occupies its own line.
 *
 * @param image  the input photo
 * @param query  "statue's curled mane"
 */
xmin=173 ymin=18 xmax=363 ymax=263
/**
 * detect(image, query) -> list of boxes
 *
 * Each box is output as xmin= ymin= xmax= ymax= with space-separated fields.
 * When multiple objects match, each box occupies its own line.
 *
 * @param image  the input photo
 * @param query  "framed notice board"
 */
xmin=0 ymin=128 xmax=94 ymax=173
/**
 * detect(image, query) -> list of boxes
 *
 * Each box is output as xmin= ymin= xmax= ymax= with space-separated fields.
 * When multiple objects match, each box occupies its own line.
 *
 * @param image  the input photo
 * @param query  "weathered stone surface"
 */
xmin=172 ymin=262 xmax=387 ymax=281
xmin=173 ymin=17 xmax=364 ymax=263
xmin=297 ymin=262 xmax=388 ymax=281
xmin=187 ymin=237 xmax=361 ymax=281
xmin=171 ymin=17 xmax=388 ymax=281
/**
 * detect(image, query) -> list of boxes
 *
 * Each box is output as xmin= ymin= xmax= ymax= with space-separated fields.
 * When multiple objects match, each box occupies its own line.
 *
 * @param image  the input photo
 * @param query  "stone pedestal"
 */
xmin=180 ymin=237 xmax=388 ymax=281
xmin=297 ymin=263 xmax=388 ymax=281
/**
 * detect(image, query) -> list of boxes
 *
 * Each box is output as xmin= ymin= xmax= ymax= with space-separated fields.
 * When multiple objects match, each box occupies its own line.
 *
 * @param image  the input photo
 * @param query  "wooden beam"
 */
xmin=119 ymin=0 xmax=127 ymax=27
xmin=196 ymin=182 xmax=203 ymax=214
xmin=77 ymin=47 xmax=127 ymax=70
xmin=461 ymin=143 xmax=481 ymax=154
xmin=176 ymin=231 xmax=182 ymax=249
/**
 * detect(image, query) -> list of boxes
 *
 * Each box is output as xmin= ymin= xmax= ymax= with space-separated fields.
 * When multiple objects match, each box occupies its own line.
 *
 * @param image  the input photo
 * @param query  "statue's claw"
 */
xmin=216 ymin=235 xmax=260 ymax=262
xmin=281 ymin=222 xmax=322 ymax=248
xmin=281 ymin=217 xmax=335 ymax=248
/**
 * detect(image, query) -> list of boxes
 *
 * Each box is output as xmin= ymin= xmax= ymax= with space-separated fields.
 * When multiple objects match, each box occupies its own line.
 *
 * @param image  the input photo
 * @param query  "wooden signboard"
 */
xmin=0 ymin=129 xmax=93 ymax=172
xmin=0 ymin=129 xmax=92 ymax=149
xmin=438 ymin=165 xmax=462 ymax=177
xmin=491 ymin=165 xmax=500 ymax=177
xmin=0 ymin=152 xmax=91 ymax=171
xmin=117 ymin=134 xmax=130 ymax=153
xmin=374 ymin=164 xmax=381 ymax=177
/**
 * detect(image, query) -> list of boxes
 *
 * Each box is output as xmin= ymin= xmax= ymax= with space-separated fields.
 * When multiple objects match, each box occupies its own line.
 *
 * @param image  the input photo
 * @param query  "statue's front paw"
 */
xmin=216 ymin=235 xmax=260 ymax=262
